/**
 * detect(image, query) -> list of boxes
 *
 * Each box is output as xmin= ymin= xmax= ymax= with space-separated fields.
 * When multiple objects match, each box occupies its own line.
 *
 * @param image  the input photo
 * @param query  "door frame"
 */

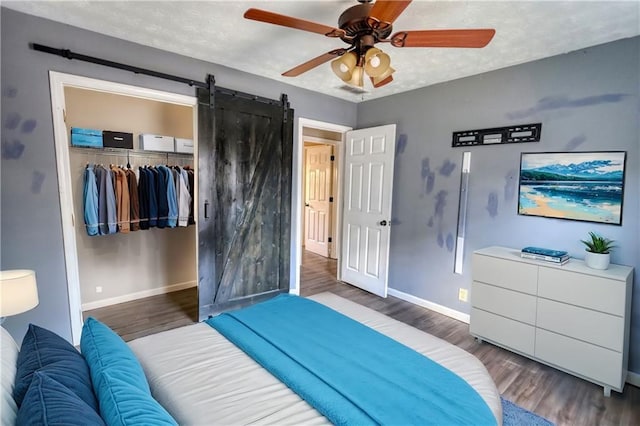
xmin=49 ymin=71 xmax=198 ymax=344
xmin=291 ymin=118 xmax=352 ymax=295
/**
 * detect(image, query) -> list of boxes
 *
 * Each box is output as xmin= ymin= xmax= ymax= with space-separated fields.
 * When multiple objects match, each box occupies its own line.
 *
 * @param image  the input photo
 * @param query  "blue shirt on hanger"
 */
xmin=83 ymin=165 xmax=99 ymax=236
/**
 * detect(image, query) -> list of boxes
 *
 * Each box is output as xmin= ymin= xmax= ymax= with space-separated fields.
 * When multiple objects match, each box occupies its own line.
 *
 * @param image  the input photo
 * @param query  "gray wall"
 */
xmin=357 ymin=37 xmax=640 ymax=374
xmin=0 ymin=8 xmax=357 ymax=343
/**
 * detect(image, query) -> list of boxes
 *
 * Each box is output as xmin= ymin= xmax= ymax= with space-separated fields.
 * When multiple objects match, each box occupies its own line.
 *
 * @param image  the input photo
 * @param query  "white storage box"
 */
xmin=140 ymin=134 xmax=175 ymax=152
xmin=175 ymin=138 xmax=194 ymax=154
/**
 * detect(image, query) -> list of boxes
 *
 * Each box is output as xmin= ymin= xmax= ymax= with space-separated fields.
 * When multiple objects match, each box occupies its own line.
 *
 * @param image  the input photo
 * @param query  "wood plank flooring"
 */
xmin=84 ymin=250 xmax=640 ymax=426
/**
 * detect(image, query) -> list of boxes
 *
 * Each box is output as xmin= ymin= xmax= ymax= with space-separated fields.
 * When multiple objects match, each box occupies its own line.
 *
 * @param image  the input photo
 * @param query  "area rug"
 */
xmin=502 ymin=397 xmax=554 ymax=426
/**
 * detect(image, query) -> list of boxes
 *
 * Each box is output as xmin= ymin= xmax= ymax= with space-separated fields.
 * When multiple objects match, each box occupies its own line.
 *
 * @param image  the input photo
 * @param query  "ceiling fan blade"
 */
xmin=369 ymin=0 xmax=412 ymax=24
xmin=282 ymin=49 xmax=347 ymax=77
xmin=244 ymin=8 xmax=345 ymax=37
xmin=391 ymin=29 xmax=496 ymax=48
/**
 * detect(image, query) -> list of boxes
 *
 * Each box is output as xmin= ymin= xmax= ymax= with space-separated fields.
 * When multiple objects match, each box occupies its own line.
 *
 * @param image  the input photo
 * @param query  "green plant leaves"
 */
xmin=580 ymin=231 xmax=616 ymax=254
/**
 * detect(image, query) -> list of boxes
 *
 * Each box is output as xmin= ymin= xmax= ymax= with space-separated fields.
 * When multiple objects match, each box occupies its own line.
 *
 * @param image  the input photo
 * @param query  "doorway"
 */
xmin=294 ymin=120 xmax=397 ymax=299
xmin=293 ymin=118 xmax=352 ymax=295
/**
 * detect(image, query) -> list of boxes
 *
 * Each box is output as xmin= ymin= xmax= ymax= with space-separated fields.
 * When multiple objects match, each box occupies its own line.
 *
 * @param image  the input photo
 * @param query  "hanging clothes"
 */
xmin=186 ymin=167 xmax=195 ymax=225
xmin=172 ymin=167 xmax=181 ymax=226
xmin=94 ymin=165 xmax=108 ymax=235
xmin=107 ymin=166 xmax=118 ymax=234
xmin=126 ymin=169 xmax=140 ymax=232
xmin=82 ymin=159 xmax=194 ymax=236
xmin=148 ymin=167 xmax=160 ymax=228
xmin=111 ymin=165 xmax=130 ymax=233
xmin=154 ymin=166 xmax=168 ymax=228
xmin=94 ymin=165 xmax=117 ymax=235
xmin=178 ymin=167 xmax=191 ymax=227
xmin=83 ymin=165 xmax=99 ymax=236
xmin=137 ymin=166 xmax=149 ymax=230
xmin=165 ymin=165 xmax=179 ymax=228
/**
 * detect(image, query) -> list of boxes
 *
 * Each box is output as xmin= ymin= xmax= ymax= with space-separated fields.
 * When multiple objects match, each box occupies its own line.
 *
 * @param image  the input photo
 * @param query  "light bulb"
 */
xmin=364 ymin=49 xmax=391 ymax=78
xmin=331 ymin=52 xmax=358 ymax=82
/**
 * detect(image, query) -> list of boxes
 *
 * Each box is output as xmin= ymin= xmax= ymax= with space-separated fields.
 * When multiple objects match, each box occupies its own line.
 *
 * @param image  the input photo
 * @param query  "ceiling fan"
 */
xmin=244 ymin=0 xmax=496 ymax=89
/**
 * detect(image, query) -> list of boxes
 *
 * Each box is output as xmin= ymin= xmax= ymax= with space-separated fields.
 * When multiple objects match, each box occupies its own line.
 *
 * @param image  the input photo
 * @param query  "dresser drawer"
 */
xmin=472 ymin=281 xmax=537 ymax=325
xmin=473 ymin=254 xmax=538 ymax=294
xmin=535 ymin=329 xmax=623 ymax=389
xmin=538 ymin=267 xmax=626 ymax=315
xmin=536 ymin=298 xmax=624 ymax=351
xmin=470 ymin=308 xmax=535 ymax=355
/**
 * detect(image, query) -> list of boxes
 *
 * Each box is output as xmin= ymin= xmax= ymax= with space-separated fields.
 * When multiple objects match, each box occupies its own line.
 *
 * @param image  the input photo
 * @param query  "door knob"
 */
xmin=379 ymin=220 xmax=388 ymax=226
xmin=305 ymin=203 xmax=310 ymax=207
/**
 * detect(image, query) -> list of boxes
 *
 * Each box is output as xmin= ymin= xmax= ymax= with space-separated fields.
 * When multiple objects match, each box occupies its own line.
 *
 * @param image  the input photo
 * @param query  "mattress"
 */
xmin=128 ymin=292 xmax=502 ymax=425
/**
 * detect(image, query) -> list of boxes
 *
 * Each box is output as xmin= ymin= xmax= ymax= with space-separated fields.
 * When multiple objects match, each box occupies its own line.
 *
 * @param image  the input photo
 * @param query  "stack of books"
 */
xmin=521 ymin=246 xmax=570 ymax=265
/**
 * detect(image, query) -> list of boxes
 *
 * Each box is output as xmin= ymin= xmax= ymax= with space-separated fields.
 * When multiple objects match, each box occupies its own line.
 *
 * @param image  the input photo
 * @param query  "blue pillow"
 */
xmin=16 ymin=371 xmax=105 ymax=426
xmin=80 ymin=317 xmax=150 ymax=398
xmin=14 ymin=324 xmax=98 ymax=411
xmin=97 ymin=371 xmax=177 ymax=426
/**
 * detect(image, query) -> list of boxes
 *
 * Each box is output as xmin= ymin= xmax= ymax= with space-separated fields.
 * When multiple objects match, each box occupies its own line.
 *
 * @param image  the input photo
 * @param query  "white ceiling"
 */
xmin=4 ymin=1 xmax=639 ymax=103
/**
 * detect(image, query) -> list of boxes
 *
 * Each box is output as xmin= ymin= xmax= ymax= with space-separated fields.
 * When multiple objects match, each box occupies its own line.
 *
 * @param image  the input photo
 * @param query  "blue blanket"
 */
xmin=207 ymin=294 xmax=496 ymax=426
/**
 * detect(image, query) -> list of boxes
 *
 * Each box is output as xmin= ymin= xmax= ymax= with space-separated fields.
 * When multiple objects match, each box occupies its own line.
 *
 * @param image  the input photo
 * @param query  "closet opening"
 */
xmin=50 ymin=72 xmax=198 ymax=344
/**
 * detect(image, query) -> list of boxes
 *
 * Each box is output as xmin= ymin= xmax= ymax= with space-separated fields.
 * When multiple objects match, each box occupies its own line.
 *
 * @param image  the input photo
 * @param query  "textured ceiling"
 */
xmin=3 ymin=1 xmax=639 ymax=103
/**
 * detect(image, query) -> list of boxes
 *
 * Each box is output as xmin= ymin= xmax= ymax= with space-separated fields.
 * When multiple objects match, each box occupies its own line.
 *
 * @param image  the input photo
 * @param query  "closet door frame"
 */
xmin=49 ymin=71 xmax=198 ymax=345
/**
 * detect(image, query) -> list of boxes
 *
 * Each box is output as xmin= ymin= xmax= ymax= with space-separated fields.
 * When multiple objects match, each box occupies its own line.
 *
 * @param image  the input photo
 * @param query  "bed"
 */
xmin=2 ymin=292 xmax=501 ymax=425
xmin=128 ymin=292 xmax=502 ymax=425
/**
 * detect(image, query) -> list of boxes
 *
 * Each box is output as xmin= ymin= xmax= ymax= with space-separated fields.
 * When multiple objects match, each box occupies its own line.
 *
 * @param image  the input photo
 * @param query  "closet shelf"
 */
xmin=70 ymin=146 xmax=193 ymax=158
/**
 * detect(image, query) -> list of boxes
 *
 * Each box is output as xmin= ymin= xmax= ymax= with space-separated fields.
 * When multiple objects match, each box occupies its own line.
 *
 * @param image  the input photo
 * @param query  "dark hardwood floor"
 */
xmin=84 ymin=250 xmax=640 ymax=426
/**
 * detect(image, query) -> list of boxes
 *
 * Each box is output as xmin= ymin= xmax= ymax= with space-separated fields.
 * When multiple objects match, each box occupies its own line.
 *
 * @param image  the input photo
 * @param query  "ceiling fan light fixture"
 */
xmin=371 ymin=74 xmax=393 ymax=88
xmin=331 ymin=51 xmax=358 ymax=82
xmin=364 ymin=48 xmax=391 ymax=78
xmin=243 ymin=3 xmax=495 ymax=92
xmin=346 ymin=65 xmax=365 ymax=88
xmin=371 ymin=66 xmax=395 ymax=87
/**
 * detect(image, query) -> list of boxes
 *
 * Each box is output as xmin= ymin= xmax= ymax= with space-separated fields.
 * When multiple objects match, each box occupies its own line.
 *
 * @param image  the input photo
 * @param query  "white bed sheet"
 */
xmin=128 ymin=292 xmax=502 ymax=425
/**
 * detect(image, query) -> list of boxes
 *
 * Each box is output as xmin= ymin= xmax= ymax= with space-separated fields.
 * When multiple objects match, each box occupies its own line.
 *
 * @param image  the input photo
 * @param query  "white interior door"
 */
xmin=340 ymin=124 xmax=396 ymax=297
xmin=304 ymin=145 xmax=333 ymax=257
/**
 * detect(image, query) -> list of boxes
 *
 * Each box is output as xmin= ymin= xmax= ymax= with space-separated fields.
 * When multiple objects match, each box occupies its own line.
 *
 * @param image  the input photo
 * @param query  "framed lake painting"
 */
xmin=518 ymin=151 xmax=626 ymax=225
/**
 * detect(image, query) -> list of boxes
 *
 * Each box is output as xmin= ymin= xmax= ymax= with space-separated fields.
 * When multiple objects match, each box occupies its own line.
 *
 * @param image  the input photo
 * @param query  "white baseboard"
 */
xmin=81 ymin=280 xmax=197 ymax=311
xmin=627 ymin=371 xmax=640 ymax=387
xmin=388 ymin=288 xmax=470 ymax=324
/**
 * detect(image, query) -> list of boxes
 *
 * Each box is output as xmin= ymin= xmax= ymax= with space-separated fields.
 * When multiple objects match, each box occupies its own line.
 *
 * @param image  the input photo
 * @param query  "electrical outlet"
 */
xmin=96 ymin=286 xmax=103 ymax=294
xmin=458 ymin=288 xmax=468 ymax=302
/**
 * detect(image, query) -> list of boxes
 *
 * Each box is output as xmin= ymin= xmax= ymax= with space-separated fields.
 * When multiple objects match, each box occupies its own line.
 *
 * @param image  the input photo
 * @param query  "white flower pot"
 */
xmin=584 ymin=251 xmax=610 ymax=270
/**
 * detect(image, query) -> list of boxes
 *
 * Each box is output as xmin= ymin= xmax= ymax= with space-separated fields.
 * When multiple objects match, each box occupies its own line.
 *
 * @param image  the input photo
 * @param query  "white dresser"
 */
xmin=470 ymin=246 xmax=633 ymax=396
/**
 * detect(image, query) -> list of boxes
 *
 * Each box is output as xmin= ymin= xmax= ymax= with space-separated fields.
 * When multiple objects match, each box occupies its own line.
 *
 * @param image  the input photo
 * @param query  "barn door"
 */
xmin=197 ymin=88 xmax=293 ymax=321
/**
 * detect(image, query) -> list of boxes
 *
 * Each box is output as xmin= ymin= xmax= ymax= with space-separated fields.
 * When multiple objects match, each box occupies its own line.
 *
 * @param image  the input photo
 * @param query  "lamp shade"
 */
xmin=371 ymin=67 xmax=396 ymax=88
xmin=364 ymin=48 xmax=391 ymax=78
xmin=331 ymin=52 xmax=358 ymax=82
xmin=346 ymin=65 xmax=365 ymax=88
xmin=0 ymin=270 xmax=38 ymax=317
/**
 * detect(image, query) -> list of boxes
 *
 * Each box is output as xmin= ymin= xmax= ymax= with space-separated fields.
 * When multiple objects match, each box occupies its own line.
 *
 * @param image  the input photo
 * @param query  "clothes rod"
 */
xmin=31 ymin=43 xmax=209 ymax=89
xmin=70 ymin=147 xmax=193 ymax=162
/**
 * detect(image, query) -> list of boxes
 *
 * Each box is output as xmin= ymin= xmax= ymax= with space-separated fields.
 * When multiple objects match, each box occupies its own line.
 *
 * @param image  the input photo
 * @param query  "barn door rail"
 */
xmin=32 ymin=43 xmax=210 ymax=88
xmin=31 ymin=43 xmax=287 ymax=108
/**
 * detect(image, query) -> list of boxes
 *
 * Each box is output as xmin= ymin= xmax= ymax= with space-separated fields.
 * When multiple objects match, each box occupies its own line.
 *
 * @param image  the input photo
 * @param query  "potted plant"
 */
xmin=581 ymin=232 xmax=616 ymax=270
